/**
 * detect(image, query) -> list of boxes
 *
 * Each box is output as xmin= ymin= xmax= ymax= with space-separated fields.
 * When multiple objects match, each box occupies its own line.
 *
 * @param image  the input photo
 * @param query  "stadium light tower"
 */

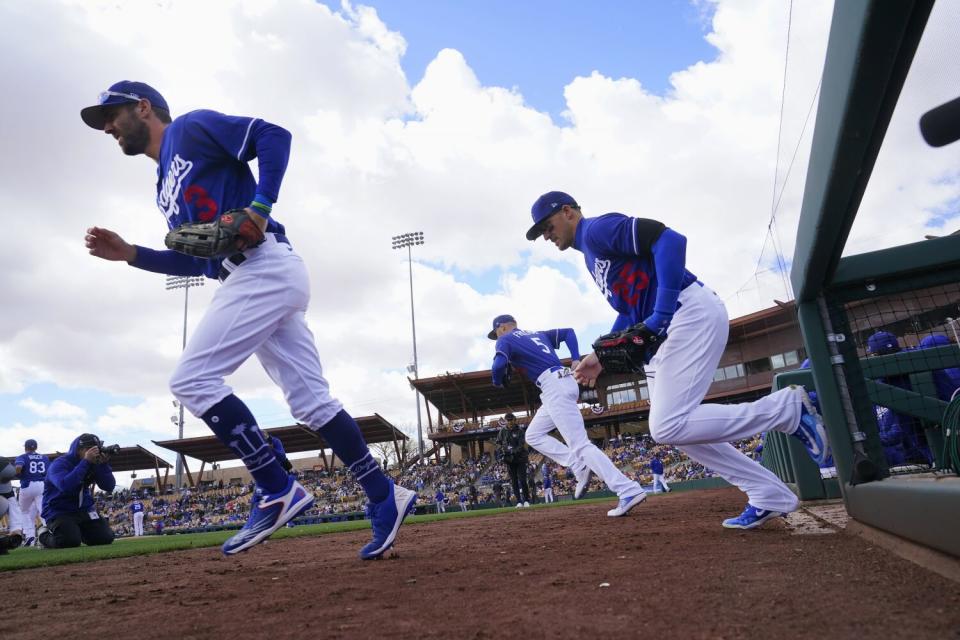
xmin=391 ymin=231 xmax=425 ymax=463
xmin=165 ymin=275 xmax=205 ymax=489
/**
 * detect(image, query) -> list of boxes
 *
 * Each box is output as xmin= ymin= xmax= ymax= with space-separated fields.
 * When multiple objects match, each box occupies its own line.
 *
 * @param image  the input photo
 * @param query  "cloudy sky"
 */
xmin=1 ymin=0 xmax=957 ymax=483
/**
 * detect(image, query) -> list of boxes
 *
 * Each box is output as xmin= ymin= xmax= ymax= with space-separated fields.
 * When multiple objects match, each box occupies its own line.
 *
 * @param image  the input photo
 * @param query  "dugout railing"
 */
xmin=762 ymin=0 xmax=960 ymax=556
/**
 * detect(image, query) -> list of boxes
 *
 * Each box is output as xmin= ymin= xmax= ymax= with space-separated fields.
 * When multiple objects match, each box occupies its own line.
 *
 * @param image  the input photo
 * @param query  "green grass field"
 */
xmin=0 ymin=496 xmax=618 ymax=572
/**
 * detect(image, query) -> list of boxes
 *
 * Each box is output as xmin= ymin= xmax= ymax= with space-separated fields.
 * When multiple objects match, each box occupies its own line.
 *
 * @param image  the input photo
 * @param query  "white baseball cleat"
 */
xmin=574 ymin=466 xmax=592 ymax=499
xmin=607 ymin=492 xmax=647 ymax=517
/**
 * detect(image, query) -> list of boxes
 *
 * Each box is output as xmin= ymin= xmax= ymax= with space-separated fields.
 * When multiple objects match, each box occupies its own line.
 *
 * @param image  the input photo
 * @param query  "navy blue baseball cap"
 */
xmin=81 ymin=81 xmax=169 ymax=130
xmin=526 ymin=191 xmax=578 ymax=240
xmin=24 ymin=439 xmax=37 ymax=450
xmin=488 ymin=314 xmax=516 ymax=339
xmin=867 ymin=331 xmax=900 ymax=355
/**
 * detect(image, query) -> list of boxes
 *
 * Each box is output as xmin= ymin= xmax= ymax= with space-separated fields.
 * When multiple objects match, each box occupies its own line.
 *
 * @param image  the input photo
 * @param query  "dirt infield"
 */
xmin=3 ymin=487 xmax=958 ymax=639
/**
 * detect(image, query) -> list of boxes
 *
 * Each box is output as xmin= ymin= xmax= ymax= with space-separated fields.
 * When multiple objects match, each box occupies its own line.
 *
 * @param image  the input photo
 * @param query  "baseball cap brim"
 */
xmin=81 ymin=105 xmax=113 ymax=130
xmin=525 ymin=219 xmax=549 ymax=241
xmin=487 ymin=329 xmax=498 ymax=340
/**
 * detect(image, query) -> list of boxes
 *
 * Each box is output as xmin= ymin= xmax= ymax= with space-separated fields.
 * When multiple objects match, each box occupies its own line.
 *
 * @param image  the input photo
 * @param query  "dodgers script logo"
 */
xmin=593 ymin=258 xmax=612 ymax=299
xmin=157 ymin=153 xmax=193 ymax=223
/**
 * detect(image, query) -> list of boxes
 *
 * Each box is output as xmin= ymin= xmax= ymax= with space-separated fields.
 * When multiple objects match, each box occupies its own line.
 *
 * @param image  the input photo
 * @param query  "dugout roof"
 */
xmin=3 ymin=445 xmax=172 ymax=473
xmin=409 ymin=357 xmax=577 ymax=421
xmin=152 ymin=414 xmax=407 ymax=464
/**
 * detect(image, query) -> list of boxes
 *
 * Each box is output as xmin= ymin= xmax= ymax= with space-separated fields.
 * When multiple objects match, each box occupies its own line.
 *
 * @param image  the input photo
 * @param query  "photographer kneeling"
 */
xmin=39 ymin=434 xmax=117 ymax=549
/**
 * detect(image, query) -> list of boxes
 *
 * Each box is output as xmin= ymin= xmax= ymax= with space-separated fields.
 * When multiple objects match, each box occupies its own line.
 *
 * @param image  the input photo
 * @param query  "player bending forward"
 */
xmin=526 ymin=191 xmax=830 ymax=529
xmin=488 ymin=315 xmax=646 ymax=516
xmin=81 ymin=81 xmax=415 ymax=557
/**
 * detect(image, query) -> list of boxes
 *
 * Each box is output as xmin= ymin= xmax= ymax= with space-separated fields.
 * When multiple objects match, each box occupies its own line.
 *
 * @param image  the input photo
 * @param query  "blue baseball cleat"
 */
xmin=791 ymin=386 xmax=831 ymax=466
xmin=360 ymin=480 xmax=417 ymax=560
xmin=222 ymin=475 xmax=314 ymax=556
xmin=722 ymin=504 xmax=786 ymax=529
xmin=606 ymin=491 xmax=647 ymax=517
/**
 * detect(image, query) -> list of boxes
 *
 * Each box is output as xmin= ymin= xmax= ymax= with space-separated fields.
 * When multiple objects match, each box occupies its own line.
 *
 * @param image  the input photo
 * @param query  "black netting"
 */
xmin=831 ymin=283 xmax=960 ymax=474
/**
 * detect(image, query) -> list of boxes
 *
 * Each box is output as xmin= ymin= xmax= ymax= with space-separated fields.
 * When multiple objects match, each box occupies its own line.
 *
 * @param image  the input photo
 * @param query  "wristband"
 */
xmin=250 ymin=194 xmax=273 ymax=217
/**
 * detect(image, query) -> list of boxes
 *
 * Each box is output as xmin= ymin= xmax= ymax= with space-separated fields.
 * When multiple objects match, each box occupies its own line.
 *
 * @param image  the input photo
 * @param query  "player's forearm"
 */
xmin=646 ymin=229 xmax=687 ymax=331
xmin=491 ymin=353 xmax=510 ymax=386
xmin=250 ymin=121 xmax=292 ymax=204
xmin=130 ymin=246 xmax=207 ymax=276
xmin=557 ymin=328 xmax=581 ymax=361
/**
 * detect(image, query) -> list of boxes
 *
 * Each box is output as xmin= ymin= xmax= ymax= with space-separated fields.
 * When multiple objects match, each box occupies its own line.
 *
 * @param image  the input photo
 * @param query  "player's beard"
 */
xmin=120 ymin=117 xmax=150 ymax=156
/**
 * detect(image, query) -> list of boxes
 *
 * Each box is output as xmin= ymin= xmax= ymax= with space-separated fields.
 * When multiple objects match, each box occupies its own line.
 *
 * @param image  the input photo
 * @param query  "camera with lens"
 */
xmin=0 ymin=531 xmax=24 ymax=555
xmin=100 ymin=444 xmax=121 ymax=456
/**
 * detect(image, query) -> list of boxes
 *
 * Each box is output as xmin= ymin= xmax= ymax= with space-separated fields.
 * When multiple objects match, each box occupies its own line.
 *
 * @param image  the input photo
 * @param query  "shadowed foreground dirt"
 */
xmin=2 ymin=487 xmax=958 ymax=640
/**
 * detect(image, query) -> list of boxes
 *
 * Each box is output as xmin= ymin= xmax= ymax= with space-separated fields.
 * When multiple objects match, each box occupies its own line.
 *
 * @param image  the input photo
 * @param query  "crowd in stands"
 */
xmin=88 ymin=433 xmax=766 ymax=537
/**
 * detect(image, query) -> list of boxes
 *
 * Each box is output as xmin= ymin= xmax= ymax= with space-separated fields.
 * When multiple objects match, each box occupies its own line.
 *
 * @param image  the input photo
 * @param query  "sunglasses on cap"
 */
xmin=98 ymin=90 xmax=143 ymax=104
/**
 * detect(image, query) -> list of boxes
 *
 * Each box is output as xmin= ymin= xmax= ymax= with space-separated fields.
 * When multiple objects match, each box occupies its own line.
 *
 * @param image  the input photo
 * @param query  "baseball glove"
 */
xmin=592 ymin=322 xmax=662 ymax=375
xmin=164 ymin=208 xmax=265 ymax=258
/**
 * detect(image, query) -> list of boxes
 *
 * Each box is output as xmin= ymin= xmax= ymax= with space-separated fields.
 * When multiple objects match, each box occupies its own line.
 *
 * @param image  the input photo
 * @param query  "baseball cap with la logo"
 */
xmin=526 ymin=191 xmax=578 ymax=240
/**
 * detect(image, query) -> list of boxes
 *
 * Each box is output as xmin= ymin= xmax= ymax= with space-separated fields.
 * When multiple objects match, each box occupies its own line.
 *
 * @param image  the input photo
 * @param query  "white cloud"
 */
xmin=1 ymin=0 xmax=956 ymax=441
xmin=19 ymin=398 xmax=88 ymax=420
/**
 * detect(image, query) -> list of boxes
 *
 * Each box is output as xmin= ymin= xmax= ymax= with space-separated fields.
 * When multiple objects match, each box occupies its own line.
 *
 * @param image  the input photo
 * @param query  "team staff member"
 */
xmin=15 ymin=438 xmax=48 ymax=546
xmin=80 ymin=81 xmax=415 ymax=558
xmin=39 ymin=434 xmax=116 ymax=549
xmin=496 ymin=413 xmax=531 ymax=508
xmin=526 ymin=191 xmax=830 ymax=529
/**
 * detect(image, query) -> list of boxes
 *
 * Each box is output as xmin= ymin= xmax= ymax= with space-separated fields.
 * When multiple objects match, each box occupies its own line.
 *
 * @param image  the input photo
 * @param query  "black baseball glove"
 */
xmin=498 ymin=363 xmax=514 ymax=388
xmin=164 ymin=208 xmax=265 ymax=258
xmin=592 ymin=322 xmax=662 ymax=375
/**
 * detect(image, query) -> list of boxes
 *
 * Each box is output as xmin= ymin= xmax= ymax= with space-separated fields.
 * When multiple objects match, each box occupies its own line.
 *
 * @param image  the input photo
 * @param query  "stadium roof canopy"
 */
xmin=153 ymin=414 xmax=407 ymax=464
xmin=3 ymin=445 xmax=172 ymax=473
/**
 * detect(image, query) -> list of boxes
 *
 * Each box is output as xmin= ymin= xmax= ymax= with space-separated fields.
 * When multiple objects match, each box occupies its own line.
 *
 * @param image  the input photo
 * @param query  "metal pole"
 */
xmin=408 ymin=245 xmax=424 ymax=462
xmin=175 ymin=284 xmax=189 ymax=491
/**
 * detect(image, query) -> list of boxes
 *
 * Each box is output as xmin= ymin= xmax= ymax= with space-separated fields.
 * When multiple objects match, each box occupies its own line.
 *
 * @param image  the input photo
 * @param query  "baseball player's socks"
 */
xmin=201 ymin=394 xmax=288 ymax=494
xmin=722 ymin=504 xmax=786 ymax=530
xmin=318 ymin=409 xmax=391 ymax=503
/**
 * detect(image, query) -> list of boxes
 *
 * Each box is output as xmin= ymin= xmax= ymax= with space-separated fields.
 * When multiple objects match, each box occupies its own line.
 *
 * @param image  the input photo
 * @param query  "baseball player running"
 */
xmin=14 ymin=439 xmax=48 ymax=545
xmin=489 ymin=315 xmax=646 ymax=516
xmin=80 ymin=81 xmax=415 ymax=557
xmin=526 ymin=191 xmax=829 ymax=529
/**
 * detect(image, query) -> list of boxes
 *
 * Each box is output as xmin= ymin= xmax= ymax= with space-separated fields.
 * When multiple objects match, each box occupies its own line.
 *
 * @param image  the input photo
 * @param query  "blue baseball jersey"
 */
xmin=131 ymin=500 xmax=144 ymax=514
xmin=15 ymin=453 xmax=49 ymax=488
xmin=541 ymin=464 xmax=552 ymax=489
xmin=651 ymin=457 xmax=664 ymax=475
xmin=138 ymin=109 xmax=291 ymax=279
xmin=492 ymin=328 xmax=581 ymax=385
xmin=573 ymin=214 xmax=698 ymax=329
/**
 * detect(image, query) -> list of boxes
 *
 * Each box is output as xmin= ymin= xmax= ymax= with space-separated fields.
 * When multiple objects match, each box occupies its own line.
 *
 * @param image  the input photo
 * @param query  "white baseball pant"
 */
xmin=17 ymin=482 xmax=43 ymax=538
xmin=644 ymin=282 xmax=802 ymax=513
xmin=4 ymin=491 xmax=22 ymax=533
xmin=169 ymin=234 xmax=343 ymax=429
xmin=651 ymin=474 xmax=670 ymax=493
xmin=133 ymin=511 xmax=145 ymax=536
xmin=543 ymin=487 xmax=555 ymax=503
xmin=525 ymin=370 xmax=643 ymax=499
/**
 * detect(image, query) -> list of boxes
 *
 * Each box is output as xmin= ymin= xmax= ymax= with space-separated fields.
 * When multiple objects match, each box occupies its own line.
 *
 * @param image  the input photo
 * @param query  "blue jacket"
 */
xmin=650 ymin=457 xmax=664 ymax=475
xmin=42 ymin=436 xmax=116 ymax=521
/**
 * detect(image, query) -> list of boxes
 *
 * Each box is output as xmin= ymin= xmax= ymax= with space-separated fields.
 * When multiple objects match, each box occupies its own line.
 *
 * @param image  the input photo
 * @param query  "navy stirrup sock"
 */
xmin=320 ymin=409 xmax=391 ymax=503
xmin=201 ymin=394 xmax=288 ymax=494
